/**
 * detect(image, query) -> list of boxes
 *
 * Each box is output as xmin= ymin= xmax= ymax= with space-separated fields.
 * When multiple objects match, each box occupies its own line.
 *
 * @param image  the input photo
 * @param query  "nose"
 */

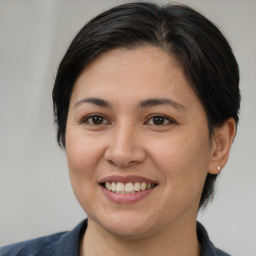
xmin=104 ymin=124 xmax=146 ymax=168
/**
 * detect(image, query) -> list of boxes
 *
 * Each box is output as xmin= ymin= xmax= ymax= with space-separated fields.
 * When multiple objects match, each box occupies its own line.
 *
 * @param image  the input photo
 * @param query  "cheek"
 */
xmin=149 ymin=132 xmax=210 ymax=187
xmin=65 ymin=133 xmax=100 ymax=210
xmin=65 ymin=131 xmax=100 ymax=183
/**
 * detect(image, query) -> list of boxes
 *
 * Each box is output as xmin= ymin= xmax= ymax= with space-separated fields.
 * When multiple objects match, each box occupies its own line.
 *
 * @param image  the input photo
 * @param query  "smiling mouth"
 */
xmin=101 ymin=182 xmax=157 ymax=194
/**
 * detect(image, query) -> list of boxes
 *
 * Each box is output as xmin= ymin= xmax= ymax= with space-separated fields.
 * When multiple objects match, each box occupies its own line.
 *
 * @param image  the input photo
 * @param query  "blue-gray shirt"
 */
xmin=0 ymin=220 xmax=230 ymax=256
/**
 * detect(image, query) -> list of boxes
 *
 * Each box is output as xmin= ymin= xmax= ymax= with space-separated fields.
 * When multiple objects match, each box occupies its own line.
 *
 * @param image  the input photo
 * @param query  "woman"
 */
xmin=0 ymin=2 xmax=240 ymax=256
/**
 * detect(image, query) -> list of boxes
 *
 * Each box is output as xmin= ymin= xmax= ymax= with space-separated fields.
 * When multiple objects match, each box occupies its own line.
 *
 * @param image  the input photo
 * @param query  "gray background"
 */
xmin=0 ymin=0 xmax=255 ymax=255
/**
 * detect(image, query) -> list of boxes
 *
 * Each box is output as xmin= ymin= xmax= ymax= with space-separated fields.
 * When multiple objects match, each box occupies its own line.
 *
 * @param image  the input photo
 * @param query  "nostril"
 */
xmin=106 ymin=157 xmax=136 ymax=168
xmin=104 ymin=137 xmax=146 ymax=167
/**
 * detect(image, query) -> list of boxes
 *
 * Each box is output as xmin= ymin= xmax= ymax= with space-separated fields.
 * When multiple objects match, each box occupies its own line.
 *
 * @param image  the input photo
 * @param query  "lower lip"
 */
xmin=100 ymin=186 xmax=156 ymax=204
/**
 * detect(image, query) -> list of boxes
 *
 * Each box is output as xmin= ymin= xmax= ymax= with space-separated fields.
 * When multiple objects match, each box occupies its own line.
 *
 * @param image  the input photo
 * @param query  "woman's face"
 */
xmin=66 ymin=46 xmax=215 ymax=238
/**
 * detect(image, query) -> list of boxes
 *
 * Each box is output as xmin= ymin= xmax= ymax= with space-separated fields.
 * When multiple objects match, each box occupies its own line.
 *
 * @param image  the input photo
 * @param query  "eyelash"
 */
xmin=145 ymin=115 xmax=175 ymax=126
xmin=81 ymin=114 xmax=175 ymax=126
xmin=82 ymin=114 xmax=110 ymax=125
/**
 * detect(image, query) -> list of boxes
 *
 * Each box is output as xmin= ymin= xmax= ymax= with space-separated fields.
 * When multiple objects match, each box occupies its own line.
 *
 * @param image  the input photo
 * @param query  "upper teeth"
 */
xmin=105 ymin=182 xmax=153 ymax=194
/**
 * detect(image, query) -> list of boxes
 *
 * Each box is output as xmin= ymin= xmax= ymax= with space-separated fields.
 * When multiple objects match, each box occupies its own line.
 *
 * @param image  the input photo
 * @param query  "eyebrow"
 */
xmin=139 ymin=98 xmax=186 ymax=110
xmin=73 ymin=97 xmax=185 ymax=110
xmin=73 ymin=97 xmax=111 ymax=109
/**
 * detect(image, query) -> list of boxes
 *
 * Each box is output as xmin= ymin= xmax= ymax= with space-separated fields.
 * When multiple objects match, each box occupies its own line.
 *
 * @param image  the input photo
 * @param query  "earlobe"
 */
xmin=208 ymin=118 xmax=236 ymax=174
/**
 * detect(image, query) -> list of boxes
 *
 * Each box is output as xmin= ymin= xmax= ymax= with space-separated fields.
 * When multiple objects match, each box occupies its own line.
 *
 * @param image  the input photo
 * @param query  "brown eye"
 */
xmin=146 ymin=115 xmax=173 ymax=126
xmin=152 ymin=116 xmax=165 ymax=125
xmin=84 ymin=115 xmax=109 ymax=125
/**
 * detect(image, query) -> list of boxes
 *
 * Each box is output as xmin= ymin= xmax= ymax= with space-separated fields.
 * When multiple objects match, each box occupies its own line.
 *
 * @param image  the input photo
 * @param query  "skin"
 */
xmin=65 ymin=46 xmax=236 ymax=256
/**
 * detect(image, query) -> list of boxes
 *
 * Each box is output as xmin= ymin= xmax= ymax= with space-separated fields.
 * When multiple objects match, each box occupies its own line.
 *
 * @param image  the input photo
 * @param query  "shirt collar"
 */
xmin=55 ymin=219 xmax=87 ymax=256
xmin=55 ymin=219 xmax=229 ymax=256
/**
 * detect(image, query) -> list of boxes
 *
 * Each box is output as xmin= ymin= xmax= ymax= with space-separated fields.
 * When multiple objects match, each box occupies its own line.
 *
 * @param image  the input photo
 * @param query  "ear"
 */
xmin=208 ymin=118 xmax=236 ymax=174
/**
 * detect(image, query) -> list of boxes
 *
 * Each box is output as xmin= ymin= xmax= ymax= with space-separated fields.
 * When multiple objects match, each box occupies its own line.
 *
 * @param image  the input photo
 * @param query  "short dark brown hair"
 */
xmin=52 ymin=2 xmax=240 ymax=209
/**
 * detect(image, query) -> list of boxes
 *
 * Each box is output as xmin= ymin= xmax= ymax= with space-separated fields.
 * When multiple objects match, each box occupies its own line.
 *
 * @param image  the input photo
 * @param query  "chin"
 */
xmin=88 ymin=211 xmax=157 ymax=239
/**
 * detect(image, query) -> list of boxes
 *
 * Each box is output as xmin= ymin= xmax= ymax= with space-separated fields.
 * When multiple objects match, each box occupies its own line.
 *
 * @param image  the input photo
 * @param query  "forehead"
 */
xmin=70 ymin=46 xmax=199 ymax=110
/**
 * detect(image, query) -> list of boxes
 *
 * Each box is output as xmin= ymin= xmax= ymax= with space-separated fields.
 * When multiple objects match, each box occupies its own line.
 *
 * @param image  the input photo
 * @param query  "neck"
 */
xmin=80 ymin=218 xmax=200 ymax=256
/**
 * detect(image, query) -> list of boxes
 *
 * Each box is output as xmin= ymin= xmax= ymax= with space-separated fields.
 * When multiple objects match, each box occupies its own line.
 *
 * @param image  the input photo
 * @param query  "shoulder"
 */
xmin=215 ymin=247 xmax=232 ymax=256
xmin=197 ymin=222 xmax=231 ymax=256
xmin=0 ymin=219 xmax=87 ymax=256
xmin=0 ymin=232 xmax=66 ymax=256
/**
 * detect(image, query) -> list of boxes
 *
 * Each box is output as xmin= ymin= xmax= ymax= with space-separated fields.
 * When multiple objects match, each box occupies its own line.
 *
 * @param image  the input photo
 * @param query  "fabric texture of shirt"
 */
xmin=0 ymin=220 xmax=231 ymax=256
